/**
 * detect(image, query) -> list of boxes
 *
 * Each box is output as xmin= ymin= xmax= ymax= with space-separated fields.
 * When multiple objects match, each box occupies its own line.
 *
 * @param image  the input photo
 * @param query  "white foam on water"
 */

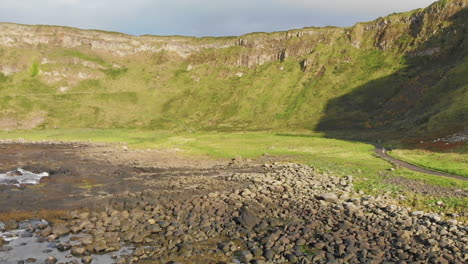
xmin=0 ymin=229 xmax=25 ymax=242
xmin=0 ymin=168 xmax=49 ymax=186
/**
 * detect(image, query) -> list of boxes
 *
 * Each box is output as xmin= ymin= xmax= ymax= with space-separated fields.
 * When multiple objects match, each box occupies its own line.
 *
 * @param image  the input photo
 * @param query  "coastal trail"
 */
xmin=373 ymin=146 xmax=467 ymax=181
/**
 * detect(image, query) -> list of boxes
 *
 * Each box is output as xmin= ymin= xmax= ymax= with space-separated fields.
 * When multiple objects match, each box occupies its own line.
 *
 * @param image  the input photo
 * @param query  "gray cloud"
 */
xmin=0 ymin=0 xmax=436 ymax=36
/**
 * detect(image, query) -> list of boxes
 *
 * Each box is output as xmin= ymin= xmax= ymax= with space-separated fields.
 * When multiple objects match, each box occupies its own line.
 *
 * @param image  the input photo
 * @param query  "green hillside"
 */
xmin=0 ymin=0 xmax=467 ymax=140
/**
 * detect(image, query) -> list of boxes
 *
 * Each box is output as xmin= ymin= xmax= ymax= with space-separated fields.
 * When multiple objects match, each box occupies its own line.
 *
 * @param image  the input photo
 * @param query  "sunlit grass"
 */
xmin=390 ymin=148 xmax=468 ymax=177
xmin=0 ymin=129 xmax=466 ymax=215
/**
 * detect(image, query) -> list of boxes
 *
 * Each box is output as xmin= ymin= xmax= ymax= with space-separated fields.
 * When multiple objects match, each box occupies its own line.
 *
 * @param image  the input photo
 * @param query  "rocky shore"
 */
xmin=1 ymin=163 xmax=466 ymax=263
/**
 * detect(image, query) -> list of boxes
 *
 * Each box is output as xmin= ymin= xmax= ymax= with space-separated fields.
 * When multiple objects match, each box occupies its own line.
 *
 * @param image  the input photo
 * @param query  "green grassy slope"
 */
xmin=0 ymin=0 xmax=467 ymax=139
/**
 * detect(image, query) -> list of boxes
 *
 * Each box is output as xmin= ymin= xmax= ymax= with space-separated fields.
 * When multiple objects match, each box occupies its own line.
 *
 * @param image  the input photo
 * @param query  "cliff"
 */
xmin=0 ymin=0 xmax=467 ymax=138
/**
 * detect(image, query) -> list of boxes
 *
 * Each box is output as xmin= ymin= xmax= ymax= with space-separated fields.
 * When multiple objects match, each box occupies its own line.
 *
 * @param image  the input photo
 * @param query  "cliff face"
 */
xmin=0 ymin=0 xmax=467 ymax=137
xmin=1 ymin=0 xmax=465 ymax=65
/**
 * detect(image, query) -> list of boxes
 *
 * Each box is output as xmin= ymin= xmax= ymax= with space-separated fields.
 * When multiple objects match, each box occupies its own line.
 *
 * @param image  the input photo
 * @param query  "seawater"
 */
xmin=0 ymin=220 xmax=132 ymax=264
xmin=0 ymin=169 xmax=49 ymax=186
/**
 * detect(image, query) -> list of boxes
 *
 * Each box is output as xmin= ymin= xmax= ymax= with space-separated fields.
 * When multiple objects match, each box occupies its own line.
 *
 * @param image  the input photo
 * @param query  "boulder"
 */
xmin=237 ymin=207 xmax=260 ymax=230
xmin=52 ymin=224 xmax=70 ymax=237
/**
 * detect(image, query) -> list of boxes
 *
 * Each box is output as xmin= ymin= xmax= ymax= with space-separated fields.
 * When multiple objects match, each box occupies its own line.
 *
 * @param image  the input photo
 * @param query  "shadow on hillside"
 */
xmin=316 ymin=7 xmax=468 ymax=146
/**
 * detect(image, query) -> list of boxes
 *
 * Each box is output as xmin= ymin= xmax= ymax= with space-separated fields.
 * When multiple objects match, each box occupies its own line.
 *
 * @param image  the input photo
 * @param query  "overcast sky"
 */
xmin=0 ymin=0 xmax=436 ymax=37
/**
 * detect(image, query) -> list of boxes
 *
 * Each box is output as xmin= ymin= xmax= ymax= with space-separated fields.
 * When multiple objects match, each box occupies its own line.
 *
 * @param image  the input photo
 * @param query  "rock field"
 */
xmin=1 ymin=163 xmax=466 ymax=263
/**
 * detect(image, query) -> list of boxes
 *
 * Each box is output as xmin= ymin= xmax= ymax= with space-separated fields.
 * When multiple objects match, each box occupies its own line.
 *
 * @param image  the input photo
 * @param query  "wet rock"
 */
xmin=52 ymin=224 xmax=70 ymax=237
xmin=6 ymin=169 xmax=23 ymax=176
xmin=57 ymin=242 xmax=71 ymax=251
xmin=46 ymin=234 xmax=58 ymax=242
xmin=114 ymin=257 xmax=127 ymax=264
xmin=5 ymin=220 xmax=19 ymax=230
xmin=92 ymin=239 xmax=107 ymax=252
xmin=45 ymin=256 xmax=57 ymax=264
xmin=133 ymin=246 xmax=146 ymax=257
xmin=81 ymin=256 xmax=93 ymax=263
xmin=71 ymin=245 xmax=86 ymax=256
xmin=0 ymin=245 xmax=13 ymax=252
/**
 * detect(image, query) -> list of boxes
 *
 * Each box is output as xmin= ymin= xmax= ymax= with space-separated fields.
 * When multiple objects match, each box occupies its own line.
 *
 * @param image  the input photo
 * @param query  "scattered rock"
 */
xmin=5 ymin=162 xmax=464 ymax=263
xmin=237 ymin=207 xmax=259 ymax=230
xmin=52 ymin=224 xmax=70 ymax=237
xmin=317 ymin=193 xmax=339 ymax=203
xmin=81 ymin=256 xmax=93 ymax=263
xmin=57 ymin=242 xmax=71 ymax=251
xmin=45 ymin=256 xmax=57 ymax=264
xmin=71 ymin=246 xmax=86 ymax=256
xmin=237 ymin=250 xmax=253 ymax=263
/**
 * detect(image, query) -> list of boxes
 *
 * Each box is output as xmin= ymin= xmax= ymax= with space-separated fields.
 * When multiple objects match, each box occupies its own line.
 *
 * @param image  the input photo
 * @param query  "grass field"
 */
xmin=0 ymin=128 xmax=466 ymax=216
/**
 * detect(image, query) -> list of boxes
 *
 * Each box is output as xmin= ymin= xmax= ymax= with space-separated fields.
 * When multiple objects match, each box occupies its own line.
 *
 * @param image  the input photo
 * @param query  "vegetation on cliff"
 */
xmin=0 ymin=0 xmax=466 ymax=141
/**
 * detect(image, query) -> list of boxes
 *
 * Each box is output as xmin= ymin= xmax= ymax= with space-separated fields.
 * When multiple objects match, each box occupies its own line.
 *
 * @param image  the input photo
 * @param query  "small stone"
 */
xmin=287 ymin=254 xmax=298 ymax=263
xmin=396 ymin=230 xmax=413 ymax=240
xmin=446 ymin=219 xmax=458 ymax=226
xmin=92 ymin=239 xmax=107 ymax=252
xmin=57 ymin=242 xmax=71 ymax=251
xmin=177 ymin=244 xmax=192 ymax=257
xmin=81 ymin=256 xmax=93 ymax=264
xmin=411 ymin=211 xmax=424 ymax=217
xmin=133 ymin=246 xmax=145 ymax=257
xmin=208 ymin=192 xmax=219 ymax=198
xmin=236 ymin=250 xmax=253 ymax=263
xmin=318 ymin=193 xmax=339 ymax=203
xmin=264 ymin=249 xmax=274 ymax=261
xmin=114 ymin=258 xmax=127 ymax=264
xmin=45 ymin=256 xmax=57 ymax=264
xmin=426 ymin=213 xmax=441 ymax=222
xmin=71 ymin=246 xmax=86 ymax=256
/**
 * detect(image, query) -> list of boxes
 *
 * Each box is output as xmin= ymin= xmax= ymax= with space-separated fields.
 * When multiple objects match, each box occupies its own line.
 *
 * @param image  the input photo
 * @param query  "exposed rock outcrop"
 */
xmin=0 ymin=0 xmax=466 ymax=67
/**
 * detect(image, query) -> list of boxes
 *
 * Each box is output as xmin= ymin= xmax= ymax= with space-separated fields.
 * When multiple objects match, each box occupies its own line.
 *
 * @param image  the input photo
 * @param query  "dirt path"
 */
xmin=373 ymin=146 xmax=467 ymax=181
